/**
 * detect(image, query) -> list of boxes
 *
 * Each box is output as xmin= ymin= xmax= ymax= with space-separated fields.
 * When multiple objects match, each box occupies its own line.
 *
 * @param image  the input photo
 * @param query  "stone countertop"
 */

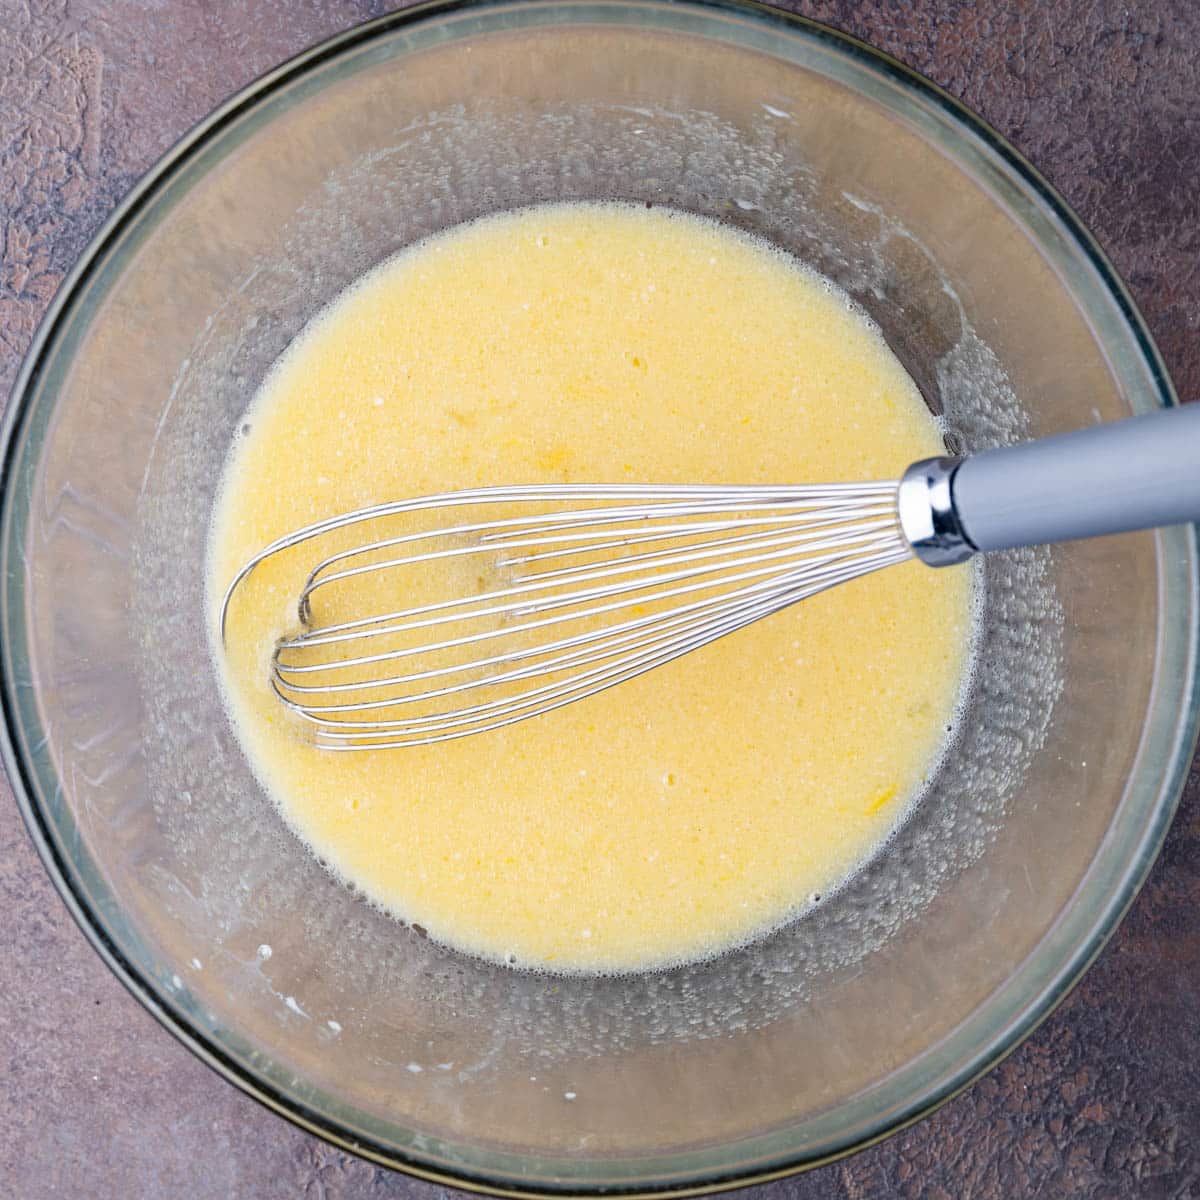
xmin=1 ymin=1 xmax=1197 ymax=1196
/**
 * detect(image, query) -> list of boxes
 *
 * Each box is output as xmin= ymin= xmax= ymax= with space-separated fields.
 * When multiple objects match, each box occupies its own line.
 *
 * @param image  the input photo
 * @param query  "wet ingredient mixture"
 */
xmin=211 ymin=202 xmax=972 ymax=973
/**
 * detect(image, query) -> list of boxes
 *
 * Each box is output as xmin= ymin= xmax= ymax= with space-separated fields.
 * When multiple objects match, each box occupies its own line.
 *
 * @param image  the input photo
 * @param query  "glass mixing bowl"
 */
xmin=4 ymin=1 xmax=1197 ymax=1192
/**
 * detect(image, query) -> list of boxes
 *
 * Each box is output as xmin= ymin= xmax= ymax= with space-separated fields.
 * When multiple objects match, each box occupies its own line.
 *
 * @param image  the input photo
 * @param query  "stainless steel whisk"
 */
xmin=220 ymin=404 xmax=1200 ymax=750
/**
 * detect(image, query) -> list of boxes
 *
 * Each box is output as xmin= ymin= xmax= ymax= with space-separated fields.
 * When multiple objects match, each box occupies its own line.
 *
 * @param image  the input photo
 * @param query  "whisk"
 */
xmin=221 ymin=404 xmax=1200 ymax=750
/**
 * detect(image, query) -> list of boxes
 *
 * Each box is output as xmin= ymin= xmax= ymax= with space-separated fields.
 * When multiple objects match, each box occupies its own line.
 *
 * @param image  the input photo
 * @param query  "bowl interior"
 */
xmin=4 ymin=2 xmax=1195 ymax=1191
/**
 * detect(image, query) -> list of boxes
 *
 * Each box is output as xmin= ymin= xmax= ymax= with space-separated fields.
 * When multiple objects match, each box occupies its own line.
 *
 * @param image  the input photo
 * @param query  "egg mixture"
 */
xmin=210 ymin=202 xmax=972 ymax=973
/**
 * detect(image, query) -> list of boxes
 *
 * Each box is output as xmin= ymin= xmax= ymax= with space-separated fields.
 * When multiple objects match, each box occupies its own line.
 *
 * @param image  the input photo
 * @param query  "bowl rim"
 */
xmin=2 ymin=0 xmax=1197 ymax=1194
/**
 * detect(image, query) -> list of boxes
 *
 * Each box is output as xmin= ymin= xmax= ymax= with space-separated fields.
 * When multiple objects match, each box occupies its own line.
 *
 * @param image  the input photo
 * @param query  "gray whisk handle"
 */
xmin=900 ymin=404 xmax=1200 ymax=565
xmin=952 ymin=403 xmax=1200 ymax=553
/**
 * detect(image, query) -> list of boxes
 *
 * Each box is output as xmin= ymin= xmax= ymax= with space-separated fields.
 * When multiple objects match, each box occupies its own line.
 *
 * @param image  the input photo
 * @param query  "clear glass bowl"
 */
xmin=3 ymin=1 xmax=1197 ymax=1193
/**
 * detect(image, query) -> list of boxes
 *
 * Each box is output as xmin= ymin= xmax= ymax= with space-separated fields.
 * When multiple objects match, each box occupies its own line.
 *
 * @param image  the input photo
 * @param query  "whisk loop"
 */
xmin=220 ymin=483 xmax=912 ymax=749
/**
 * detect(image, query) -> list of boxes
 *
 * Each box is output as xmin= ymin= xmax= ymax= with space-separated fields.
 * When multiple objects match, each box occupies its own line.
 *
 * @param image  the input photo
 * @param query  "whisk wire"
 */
xmin=221 ymin=482 xmax=912 ymax=749
xmin=273 ymin=534 xmax=904 ymax=705
xmin=276 ymin=525 xmax=903 ymax=672
xmin=287 ymin=540 xmax=912 ymax=748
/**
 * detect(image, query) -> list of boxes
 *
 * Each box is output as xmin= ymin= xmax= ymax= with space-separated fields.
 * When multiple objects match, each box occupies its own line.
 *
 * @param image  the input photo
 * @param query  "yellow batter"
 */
xmin=211 ymin=203 xmax=971 ymax=973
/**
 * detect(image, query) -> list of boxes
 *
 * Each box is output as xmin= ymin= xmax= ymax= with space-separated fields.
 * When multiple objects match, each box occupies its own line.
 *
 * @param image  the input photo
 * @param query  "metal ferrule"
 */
xmin=897 ymin=457 xmax=976 ymax=567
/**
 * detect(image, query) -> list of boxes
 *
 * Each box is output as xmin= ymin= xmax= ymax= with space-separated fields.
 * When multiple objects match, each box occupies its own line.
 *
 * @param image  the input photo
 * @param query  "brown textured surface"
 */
xmin=1 ymin=0 xmax=1198 ymax=1195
